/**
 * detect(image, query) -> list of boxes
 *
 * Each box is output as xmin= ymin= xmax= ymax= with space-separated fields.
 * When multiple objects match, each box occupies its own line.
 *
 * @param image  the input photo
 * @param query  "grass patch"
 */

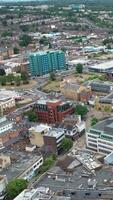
xmin=42 ymin=80 xmax=60 ymax=92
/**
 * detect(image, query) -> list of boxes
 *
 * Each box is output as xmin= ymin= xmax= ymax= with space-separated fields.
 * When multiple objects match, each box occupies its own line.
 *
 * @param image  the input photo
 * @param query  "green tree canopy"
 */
xmin=49 ymin=72 xmax=56 ymax=81
xmin=60 ymin=138 xmax=73 ymax=152
xmin=76 ymin=63 xmax=83 ymax=73
xmin=13 ymin=47 xmax=19 ymax=54
xmin=14 ymin=76 xmax=21 ymax=86
xmin=0 ymin=68 xmax=6 ymax=76
xmin=6 ymin=179 xmax=28 ymax=200
xmin=39 ymin=36 xmax=49 ymax=46
xmin=75 ymin=104 xmax=88 ymax=117
xmin=24 ymin=109 xmax=38 ymax=122
xmin=19 ymin=34 xmax=32 ymax=47
xmin=21 ymin=72 xmax=29 ymax=84
xmin=91 ymin=117 xmax=98 ymax=126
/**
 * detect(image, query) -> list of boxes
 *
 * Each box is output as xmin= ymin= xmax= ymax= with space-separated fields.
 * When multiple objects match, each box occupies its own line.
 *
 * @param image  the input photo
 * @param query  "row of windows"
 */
xmin=90 ymin=129 xmax=101 ymax=135
xmin=98 ymin=144 xmax=113 ymax=151
xmin=88 ymin=143 xmax=97 ymax=147
xmin=87 ymin=134 xmax=97 ymax=139
xmin=25 ymin=159 xmax=43 ymax=176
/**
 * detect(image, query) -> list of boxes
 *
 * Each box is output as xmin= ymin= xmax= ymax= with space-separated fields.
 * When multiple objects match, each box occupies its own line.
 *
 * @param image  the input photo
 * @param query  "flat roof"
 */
xmin=68 ymin=59 xmax=89 ymax=65
xmin=45 ymin=128 xmax=64 ymax=138
xmin=14 ymin=187 xmax=50 ymax=200
xmin=90 ymin=117 xmax=113 ymax=136
xmin=0 ymin=150 xmax=42 ymax=181
xmin=37 ymin=99 xmax=61 ymax=105
xmin=29 ymin=50 xmax=62 ymax=56
xmin=29 ymin=124 xmax=51 ymax=132
xmin=89 ymin=60 xmax=113 ymax=70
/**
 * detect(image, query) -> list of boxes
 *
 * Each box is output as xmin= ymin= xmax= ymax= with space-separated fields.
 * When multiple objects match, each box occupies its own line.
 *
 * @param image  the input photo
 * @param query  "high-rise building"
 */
xmin=28 ymin=50 xmax=66 ymax=76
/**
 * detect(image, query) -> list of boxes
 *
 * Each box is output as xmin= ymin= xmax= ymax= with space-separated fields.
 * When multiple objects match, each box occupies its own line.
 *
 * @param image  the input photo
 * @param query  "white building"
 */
xmin=0 ymin=89 xmax=21 ymax=100
xmin=14 ymin=187 xmax=51 ymax=200
xmin=0 ymin=117 xmax=13 ymax=135
xmin=86 ymin=118 xmax=113 ymax=155
xmin=88 ymin=60 xmax=113 ymax=73
xmin=19 ymin=155 xmax=43 ymax=181
xmin=0 ymin=95 xmax=15 ymax=114
xmin=0 ymin=176 xmax=8 ymax=200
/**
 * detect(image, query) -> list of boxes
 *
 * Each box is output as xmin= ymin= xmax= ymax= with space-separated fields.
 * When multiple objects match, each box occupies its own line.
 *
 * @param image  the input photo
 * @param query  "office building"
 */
xmin=28 ymin=50 xmax=66 ymax=76
xmin=86 ymin=117 xmax=113 ymax=155
xmin=35 ymin=99 xmax=74 ymax=124
xmin=43 ymin=128 xmax=65 ymax=154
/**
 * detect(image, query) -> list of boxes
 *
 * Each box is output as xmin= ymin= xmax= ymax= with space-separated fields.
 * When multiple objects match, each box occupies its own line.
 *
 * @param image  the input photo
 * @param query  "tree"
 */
xmin=39 ymin=36 xmax=49 ymax=46
xmin=1 ymin=31 xmax=12 ymax=37
xmin=24 ymin=109 xmax=37 ymax=122
xmin=75 ymin=104 xmax=88 ymax=117
xmin=7 ymin=74 xmax=15 ymax=84
xmin=6 ymin=179 xmax=28 ymax=200
xmin=61 ymin=138 xmax=73 ymax=152
xmin=20 ymin=25 xmax=29 ymax=32
xmin=49 ymin=72 xmax=56 ymax=81
xmin=13 ymin=47 xmax=19 ymax=54
xmin=39 ymin=154 xmax=56 ymax=174
xmin=21 ymin=72 xmax=29 ymax=84
xmin=0 ymin=68 xmax=6 ymax=76
xmin=0 ymin=76 xmax=6 ymax=86
xmin=91 ymin=117 xmax=98 ymax=126
xmin=14 ymin=76 xmax=21 ymax=86
xmin=19 ymin=34 xmax=32 ymax=47
xmin=76 ymin=63 xmax=83 ymax=73
xmin=2 ymin=20 xmax=7 ymax=26
xmin=49 ymin=43 xmax=52 ymax=49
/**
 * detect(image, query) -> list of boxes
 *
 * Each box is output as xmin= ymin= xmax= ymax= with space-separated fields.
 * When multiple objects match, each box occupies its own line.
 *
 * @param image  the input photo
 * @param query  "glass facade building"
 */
xmin=28 ymin=50 xmax=66 ymax=76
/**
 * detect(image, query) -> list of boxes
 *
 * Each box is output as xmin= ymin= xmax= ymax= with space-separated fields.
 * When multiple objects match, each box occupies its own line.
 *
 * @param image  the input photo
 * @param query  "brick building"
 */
xmin=0 ymin=117 xmax=28 ymax=147
xmin=60 ymin=80 xmax=92 ymax=103
xmin=35 ymin=99 xmax=74 ymax=124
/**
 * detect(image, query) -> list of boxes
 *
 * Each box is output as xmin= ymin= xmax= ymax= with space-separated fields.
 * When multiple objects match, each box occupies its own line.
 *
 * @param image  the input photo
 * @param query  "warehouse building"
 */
xmin=88 ymin=61 xmax=113 ymax=73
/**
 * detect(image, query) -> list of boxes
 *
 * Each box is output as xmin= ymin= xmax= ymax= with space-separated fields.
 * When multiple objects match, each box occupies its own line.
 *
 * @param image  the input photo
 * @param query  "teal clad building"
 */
xmin=28 ymin=50 xmax=66 ymax=76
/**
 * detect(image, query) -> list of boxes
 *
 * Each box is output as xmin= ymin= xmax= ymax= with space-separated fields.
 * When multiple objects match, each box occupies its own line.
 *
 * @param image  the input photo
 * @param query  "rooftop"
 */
xmin=0 ymin=148 xmax=42 ymax=181
xmin=90 ymin=117 xmax=113 ymax=136
xmin=89 ymin=60 xmax=113 ymax=70
xmin=29 ymin=50 xmax=63 ymax=57
xmin=45 ymin=128 xmax=64 ymax=138
xmin=14 ymin=187 xmax=51 ymax=200
xmin=29 ymin=124 xmax=51 ymax=133
xmin=37 ymin=98 xmax=61 ymax=105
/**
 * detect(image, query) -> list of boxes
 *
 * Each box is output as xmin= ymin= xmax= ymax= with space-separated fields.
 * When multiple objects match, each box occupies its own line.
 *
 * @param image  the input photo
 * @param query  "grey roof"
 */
xmin=90 ymin=81 xmax=113 ymax=93
xmin=63 ymin=82 xmax=80 ymax=90
xmin=91 ymin=117 xmax=113 ymax=136
xmin=99 ymin=92 xmax=113 ymax=104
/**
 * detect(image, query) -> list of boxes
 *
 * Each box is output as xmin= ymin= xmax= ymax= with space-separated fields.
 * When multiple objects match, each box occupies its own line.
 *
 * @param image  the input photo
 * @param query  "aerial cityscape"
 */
xmin=1 ymin=0 xmax=113 ymax=199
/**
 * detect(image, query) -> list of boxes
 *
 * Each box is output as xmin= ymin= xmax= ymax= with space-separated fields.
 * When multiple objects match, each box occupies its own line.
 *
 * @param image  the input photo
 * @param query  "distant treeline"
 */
xmin=1 ymin=0 xmax=113 ymax=9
